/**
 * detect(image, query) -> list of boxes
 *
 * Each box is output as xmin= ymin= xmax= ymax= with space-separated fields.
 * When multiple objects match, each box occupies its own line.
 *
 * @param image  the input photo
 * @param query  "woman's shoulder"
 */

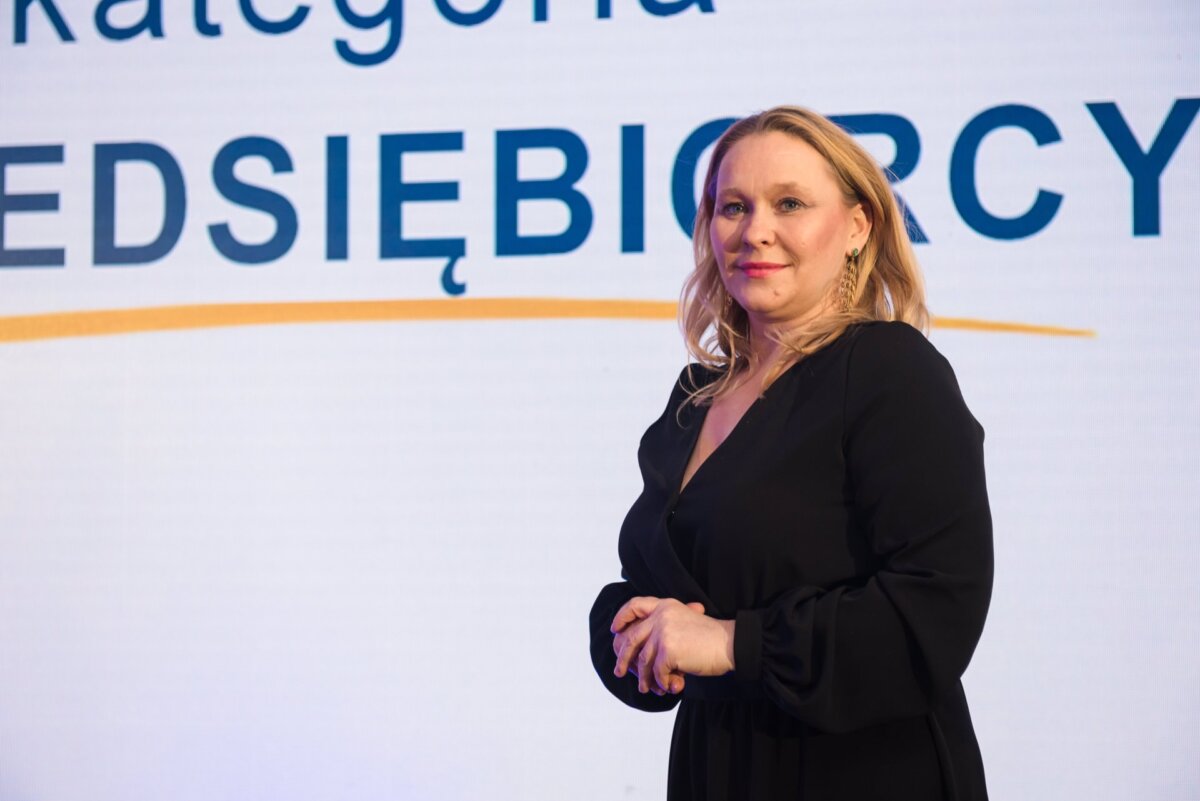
xmin=842 ymin=320 xmax=977 ymax=426
xmin=659 ymin=363 xmax=719 ymax=422
xmin=845 ymin=319 xmax=937 ymax=353
xmin=673 ymin=362 xmax=722 ymax=394
xmin=636 ymin=363 xmax=717 ymax=425
xmin=843 ymin=320 xmax=953 ymax=379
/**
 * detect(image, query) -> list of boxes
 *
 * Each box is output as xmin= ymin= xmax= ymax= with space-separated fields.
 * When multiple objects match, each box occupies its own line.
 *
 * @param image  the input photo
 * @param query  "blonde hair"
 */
xmin=680 ymin=105 xmax=929 ymax=405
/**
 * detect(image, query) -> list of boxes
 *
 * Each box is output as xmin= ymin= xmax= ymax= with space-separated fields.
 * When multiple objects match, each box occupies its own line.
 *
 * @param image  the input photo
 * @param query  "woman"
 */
xmin=589 ymin=106 xmax=992 ymax=800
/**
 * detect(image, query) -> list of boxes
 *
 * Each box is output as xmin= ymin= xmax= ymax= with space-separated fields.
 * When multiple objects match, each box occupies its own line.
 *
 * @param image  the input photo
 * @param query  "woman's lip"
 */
xmin=737 ymin=261 xmax=786 ymax=270
xmin=736 ymin=261 xmax=787 ymax=276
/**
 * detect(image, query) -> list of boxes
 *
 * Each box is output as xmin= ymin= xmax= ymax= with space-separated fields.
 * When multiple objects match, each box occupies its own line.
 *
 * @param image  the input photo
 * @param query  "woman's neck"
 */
xmin=746 ymin=301 xmax=838 ymax=365
xmin=746 ymin=322 xmax=787 ymax=367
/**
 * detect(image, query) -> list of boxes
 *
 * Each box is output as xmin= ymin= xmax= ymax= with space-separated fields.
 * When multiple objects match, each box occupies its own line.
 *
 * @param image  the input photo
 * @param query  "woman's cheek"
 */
xmin=710 ymin=220 xmax=735 ymax=260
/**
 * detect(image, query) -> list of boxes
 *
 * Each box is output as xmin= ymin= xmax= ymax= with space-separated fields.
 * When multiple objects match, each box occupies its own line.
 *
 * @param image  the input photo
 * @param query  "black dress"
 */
xmin=589 ymin=321 xmax=992 ymax=801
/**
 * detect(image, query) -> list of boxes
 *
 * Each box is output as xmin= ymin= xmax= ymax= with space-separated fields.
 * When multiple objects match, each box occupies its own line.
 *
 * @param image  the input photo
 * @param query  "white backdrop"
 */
xmin=2 ymin=1 xmax=1198 ymax=799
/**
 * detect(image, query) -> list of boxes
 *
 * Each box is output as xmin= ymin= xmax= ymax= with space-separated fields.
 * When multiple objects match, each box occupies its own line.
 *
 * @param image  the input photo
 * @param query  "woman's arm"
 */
xmin=731 ymin=322 xmax=993 ymax=732
xmin=589 ymin=580 xmax=682 ymax=711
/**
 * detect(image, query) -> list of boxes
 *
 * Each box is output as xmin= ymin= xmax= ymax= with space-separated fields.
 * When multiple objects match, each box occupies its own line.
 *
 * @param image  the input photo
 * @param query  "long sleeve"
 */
xmin=589 ymin=370 xmax=701 ymax=713
xmin=731 ymin=322 xmax=993 ymax=733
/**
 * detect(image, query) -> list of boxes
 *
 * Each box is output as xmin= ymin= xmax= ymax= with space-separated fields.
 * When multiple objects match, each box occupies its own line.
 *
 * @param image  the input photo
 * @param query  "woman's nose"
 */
xmin=742 ymin=209 xmax=775 ymax=247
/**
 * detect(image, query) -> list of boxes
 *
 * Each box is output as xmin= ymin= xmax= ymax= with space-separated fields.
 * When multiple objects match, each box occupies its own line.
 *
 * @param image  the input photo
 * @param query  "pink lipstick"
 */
xmin=737 ymin=261 xmax=787 ymax=278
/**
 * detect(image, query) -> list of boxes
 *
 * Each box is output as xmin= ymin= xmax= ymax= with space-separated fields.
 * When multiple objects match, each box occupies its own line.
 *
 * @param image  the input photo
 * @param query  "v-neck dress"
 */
xmin=589 ymin=322 xmax=992 ymax=801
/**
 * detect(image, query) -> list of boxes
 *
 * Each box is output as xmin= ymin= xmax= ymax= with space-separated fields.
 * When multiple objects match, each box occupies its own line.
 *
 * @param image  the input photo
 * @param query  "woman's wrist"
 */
xmin=720 ymin=618 xmax=737 ymax=673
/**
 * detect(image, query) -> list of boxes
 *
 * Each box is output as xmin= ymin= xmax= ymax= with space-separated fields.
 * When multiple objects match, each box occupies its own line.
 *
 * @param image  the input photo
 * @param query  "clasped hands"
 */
xmin=610 ymin=596 xmax=736 ymax=696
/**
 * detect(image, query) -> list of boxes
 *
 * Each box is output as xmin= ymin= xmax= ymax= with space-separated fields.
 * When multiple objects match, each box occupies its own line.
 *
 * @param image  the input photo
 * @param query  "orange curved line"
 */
xmin=931 ymin=316 xmax=1095 ymax=338
xmin=0 ymin=299 xmax=1096 ymax=344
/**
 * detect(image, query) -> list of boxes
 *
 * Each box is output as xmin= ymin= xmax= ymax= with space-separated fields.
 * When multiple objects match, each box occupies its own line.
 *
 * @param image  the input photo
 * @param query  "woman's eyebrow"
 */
xmin=717 ymin=181 xmax=813 ymax=195
xmin=767 ymin=181 xmax=812 ymax=194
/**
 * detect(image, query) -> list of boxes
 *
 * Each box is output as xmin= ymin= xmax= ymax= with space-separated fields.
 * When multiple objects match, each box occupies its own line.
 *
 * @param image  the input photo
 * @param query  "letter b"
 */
xmin=495 ymin=128 xmax=592 ymax=256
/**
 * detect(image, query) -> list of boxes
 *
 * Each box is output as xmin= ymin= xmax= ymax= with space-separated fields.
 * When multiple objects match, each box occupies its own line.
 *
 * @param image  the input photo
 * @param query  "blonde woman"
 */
xmin=589 ymin=106 xmax=992 ymax=800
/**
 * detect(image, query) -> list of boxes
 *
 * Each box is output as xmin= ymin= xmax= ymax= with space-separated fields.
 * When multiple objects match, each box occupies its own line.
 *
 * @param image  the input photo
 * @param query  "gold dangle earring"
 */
xmin=840 ymin=248 xmax=860 ymax=312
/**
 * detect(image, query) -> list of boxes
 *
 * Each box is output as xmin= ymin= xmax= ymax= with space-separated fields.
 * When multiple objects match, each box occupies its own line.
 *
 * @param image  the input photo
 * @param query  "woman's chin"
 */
xmin=737 ymin=299 xmax=824 ymax=330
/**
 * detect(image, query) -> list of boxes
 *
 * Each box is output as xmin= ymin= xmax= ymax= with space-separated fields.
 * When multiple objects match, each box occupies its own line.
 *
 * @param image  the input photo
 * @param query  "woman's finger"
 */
xmin=652 ymin=648 xmax=676 ymax=695
xmin=635 ymin=636 xmax=658 ymax=694
xmin=613 ymin=619 xmax=651 ymax=679
xmin=613 ymin=633 xmax=635 ymax=678
xmin=610 ymin=596 xmax=658 ymax=634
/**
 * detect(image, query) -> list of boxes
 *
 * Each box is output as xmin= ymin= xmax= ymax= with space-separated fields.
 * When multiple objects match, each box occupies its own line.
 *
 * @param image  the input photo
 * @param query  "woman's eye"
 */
xmin=778 ymin=197 xmax=804 ymax=212
xmin=720 ymin=201 xmax=746 ymax=217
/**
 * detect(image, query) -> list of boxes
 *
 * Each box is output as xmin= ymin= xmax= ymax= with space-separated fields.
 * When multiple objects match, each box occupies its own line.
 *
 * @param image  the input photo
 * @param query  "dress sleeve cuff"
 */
xmin=734 ymin=609 xmax=763 ymax=683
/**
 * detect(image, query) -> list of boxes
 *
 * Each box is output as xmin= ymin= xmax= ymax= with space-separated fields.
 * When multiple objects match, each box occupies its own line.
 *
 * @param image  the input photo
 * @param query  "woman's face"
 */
xmin=709 ymin=131 xmax=869 ymax=336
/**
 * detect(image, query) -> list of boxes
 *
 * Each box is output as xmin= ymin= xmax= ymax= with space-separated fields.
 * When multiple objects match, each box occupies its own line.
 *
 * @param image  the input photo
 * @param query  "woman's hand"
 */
xmin=611 ymin=597 xmax=736 ymax=695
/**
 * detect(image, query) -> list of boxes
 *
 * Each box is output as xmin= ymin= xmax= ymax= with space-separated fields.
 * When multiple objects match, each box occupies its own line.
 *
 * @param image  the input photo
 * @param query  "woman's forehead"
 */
xmin=716 ymin=131 xmax=836 ymax=189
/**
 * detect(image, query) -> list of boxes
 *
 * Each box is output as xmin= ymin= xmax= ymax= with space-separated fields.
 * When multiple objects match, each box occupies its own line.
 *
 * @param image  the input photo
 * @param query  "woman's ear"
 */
xmin=849 ymin=203 xmax=872 ymax=250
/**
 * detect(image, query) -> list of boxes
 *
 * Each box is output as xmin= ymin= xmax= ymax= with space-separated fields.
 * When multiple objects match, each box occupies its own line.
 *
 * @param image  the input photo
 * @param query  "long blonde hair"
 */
xmin=680 ymin=106 xmax=929 ymax=404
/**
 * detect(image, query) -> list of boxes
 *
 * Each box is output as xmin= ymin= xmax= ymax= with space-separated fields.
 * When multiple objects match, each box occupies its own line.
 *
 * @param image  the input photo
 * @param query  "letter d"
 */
xmin=94 ymin=142 xmax=186 ymax=265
